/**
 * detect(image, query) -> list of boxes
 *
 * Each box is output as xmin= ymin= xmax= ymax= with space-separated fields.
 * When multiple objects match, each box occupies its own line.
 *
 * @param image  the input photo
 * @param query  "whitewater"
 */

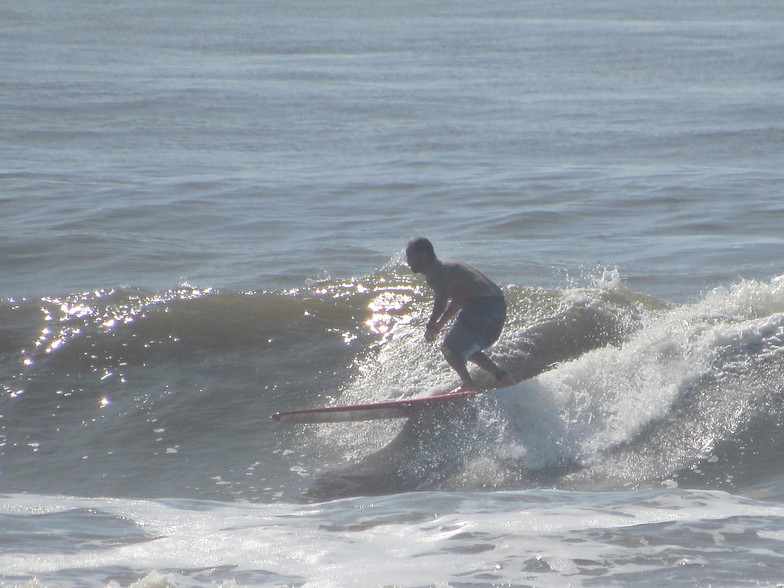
xmin=2 ymin=0 xmax=784 ymax=586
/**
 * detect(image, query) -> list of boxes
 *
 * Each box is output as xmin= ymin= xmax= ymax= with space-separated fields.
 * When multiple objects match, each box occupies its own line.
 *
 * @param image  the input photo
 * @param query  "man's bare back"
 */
xmin=426 ymin=260 xmax=503 ymax=306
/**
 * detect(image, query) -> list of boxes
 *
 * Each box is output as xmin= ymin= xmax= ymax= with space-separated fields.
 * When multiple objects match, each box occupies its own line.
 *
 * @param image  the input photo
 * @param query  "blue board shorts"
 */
xmin=443 ymin=295 xmax=506 ymax=361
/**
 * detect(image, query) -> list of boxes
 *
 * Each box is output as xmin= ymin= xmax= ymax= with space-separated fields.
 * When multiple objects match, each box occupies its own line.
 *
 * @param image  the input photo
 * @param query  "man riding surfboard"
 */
xmin=406 ymin=237 xmax=516 ymax=391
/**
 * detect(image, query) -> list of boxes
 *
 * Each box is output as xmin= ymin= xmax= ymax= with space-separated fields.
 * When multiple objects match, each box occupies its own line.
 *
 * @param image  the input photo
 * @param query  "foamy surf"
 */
xmin=3 ymin=489 xmax=784 ymax=587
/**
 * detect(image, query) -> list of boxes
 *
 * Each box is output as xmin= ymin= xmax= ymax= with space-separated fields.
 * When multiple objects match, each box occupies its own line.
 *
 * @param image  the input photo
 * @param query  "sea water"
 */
xmin=2 ymin=0 xmax=784 ymax=586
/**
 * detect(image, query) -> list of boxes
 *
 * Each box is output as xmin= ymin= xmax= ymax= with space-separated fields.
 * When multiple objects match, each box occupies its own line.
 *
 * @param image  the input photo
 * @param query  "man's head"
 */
xmin=406 ymin=237 xmax=436 ymax=274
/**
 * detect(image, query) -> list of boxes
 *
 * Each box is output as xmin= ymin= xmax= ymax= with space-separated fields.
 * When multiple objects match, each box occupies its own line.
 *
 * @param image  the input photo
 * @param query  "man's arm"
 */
xmin=425 ymin=292 xmax=449 ymax=342
xmin=426 ymin=294 xmax=468 ymax=341
xmin=424 ymin=261 xmax=474 ymax=341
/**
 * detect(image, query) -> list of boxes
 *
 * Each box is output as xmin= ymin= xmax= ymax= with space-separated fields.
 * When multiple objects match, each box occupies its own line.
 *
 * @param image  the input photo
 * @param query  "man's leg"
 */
xmin=441 ymin=344 xmax=476 ymax=390
xmin=469 ymin=351 xmax=516 ymax=387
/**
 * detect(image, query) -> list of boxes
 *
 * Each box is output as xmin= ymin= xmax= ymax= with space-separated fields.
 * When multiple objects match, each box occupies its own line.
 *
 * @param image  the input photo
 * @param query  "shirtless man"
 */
xmin=405 ymin=237 xmax=515 ymax=391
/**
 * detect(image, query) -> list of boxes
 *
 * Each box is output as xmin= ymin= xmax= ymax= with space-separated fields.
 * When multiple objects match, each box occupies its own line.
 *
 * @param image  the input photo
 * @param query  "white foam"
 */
xmin=494 ymin=276 xmax=784 ymax=470
xmin=3 ymin=489 xmax=784 ymax=587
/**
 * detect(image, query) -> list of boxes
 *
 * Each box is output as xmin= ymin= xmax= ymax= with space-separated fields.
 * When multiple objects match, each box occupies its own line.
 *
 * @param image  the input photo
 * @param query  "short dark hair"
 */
xmin=406 ymin=237 xmax=435 ymax=258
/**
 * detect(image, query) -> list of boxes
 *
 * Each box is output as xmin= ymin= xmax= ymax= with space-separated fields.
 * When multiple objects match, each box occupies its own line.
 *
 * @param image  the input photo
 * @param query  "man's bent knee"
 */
xmin=441 ymin=343 xmax=463 ymax=364
xmin=440 ymin=343 xmax=454 ymax=359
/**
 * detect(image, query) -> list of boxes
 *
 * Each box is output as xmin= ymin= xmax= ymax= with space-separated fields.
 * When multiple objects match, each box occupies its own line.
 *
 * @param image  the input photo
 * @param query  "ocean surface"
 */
xmin=2 ymin=0 xmax=784 ymax=586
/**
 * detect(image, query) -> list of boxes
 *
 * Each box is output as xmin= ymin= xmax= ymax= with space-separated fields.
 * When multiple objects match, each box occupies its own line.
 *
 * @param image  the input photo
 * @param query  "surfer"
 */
xmin=405 ymin=237 xmax=515 ymax=391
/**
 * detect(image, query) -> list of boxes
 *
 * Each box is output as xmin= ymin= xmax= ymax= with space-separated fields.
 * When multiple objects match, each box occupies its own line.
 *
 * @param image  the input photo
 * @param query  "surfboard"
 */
xmin=271 ymin=389 xmax=485 ymax=424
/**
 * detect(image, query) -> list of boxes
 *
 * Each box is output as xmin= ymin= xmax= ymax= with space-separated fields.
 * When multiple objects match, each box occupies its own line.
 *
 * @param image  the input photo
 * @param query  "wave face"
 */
xmin=3 ymin=268 xmax=783 ymax=503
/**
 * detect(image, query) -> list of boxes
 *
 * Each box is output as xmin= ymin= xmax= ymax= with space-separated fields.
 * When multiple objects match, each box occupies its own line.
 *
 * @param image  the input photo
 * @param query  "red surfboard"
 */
xmin=271 ymin=389 xmax=485 ymax=424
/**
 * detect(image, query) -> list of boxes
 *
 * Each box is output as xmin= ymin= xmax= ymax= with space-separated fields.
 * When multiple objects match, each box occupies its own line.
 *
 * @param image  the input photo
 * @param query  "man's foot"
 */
xmin=451 ymin=379 xmax=480 ymax=393
xmin=495 ymin=370 xmax=517 ymax=388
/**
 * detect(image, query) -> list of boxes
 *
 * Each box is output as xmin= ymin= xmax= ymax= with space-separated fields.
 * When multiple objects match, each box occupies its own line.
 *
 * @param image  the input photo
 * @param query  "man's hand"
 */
xmin=425 ymin=321 xmax=441 ymax=342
